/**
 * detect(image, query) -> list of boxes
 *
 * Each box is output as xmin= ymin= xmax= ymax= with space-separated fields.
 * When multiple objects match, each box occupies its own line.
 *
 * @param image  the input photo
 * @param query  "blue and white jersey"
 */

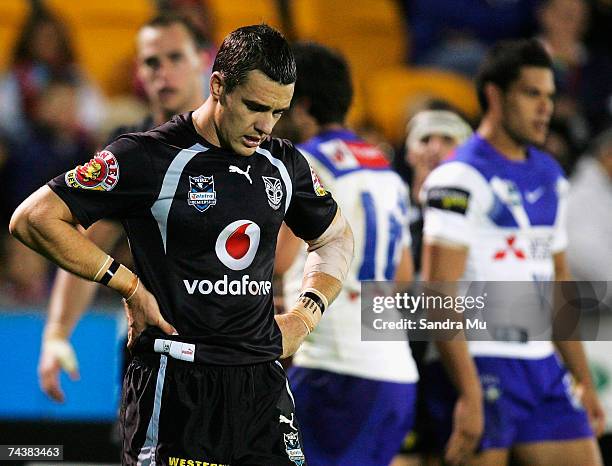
xmin=284 ymin=129 xmax=418 ymax=383
xmin=421 ymin=134 xmax=569 ymax=359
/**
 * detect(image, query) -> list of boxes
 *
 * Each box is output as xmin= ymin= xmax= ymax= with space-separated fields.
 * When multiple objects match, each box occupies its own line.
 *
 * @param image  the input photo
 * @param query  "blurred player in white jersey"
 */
xmin=275 ymin=42 xmax=418 ymax=466
xmin=420 ymin=39 xmax=604 ymax=465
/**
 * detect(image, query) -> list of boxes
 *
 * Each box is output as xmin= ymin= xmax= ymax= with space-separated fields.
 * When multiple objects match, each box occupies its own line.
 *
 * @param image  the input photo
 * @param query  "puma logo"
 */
xmin=229 ymin=165 xmax=252 ymax=184
xmin=279 ymin=413 xmax=297 ymax=431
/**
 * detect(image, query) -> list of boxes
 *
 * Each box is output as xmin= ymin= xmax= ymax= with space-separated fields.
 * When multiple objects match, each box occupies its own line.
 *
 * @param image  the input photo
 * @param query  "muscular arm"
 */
xmin=422 ymin=239 xmax=483 ymax=465
xmin=274 ymin=222 xmax=304 ymax=276
xmin=552 ymin=251 xmax=605 ymax=436
xmin=11 ymin=186 xmax=175 ymax=400
xmin=275 ymin=210 xmax=353 ymax=357
xmin=10 ymin=186 xmax=114 ymax=282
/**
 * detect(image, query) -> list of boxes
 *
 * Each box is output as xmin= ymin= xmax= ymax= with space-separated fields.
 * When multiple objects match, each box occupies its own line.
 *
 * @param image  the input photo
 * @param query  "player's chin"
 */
xmin=234 ymin=144 xmax=257 ymax=156
xmin=530 ymin=132 xmax=548 ymax=146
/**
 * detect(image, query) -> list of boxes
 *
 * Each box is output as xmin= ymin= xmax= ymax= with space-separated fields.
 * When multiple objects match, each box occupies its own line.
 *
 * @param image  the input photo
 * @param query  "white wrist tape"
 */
xmin=44 ymin=338 xmax=78 ymax=373
xmin=304 ymin=210 xmax=353 ymax=282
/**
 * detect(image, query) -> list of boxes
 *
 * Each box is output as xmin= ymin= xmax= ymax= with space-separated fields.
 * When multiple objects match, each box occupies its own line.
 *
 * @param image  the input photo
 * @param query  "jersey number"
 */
xmin=358 ymin=192 xmax=404 ymax=281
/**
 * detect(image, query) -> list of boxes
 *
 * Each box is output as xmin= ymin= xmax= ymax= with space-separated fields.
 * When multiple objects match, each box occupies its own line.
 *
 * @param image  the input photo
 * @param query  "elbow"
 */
xmin=9 ymin=201 xmax=35 ymax=242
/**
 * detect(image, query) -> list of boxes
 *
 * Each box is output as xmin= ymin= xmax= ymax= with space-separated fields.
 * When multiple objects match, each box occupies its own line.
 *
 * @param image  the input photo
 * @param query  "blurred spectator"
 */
xmin=0 ymin=7 xmax=105 ymax=139
xmin=1 ymin=76 xmax=96 ymax=304
xmin=537 ymin=0 xmax=612 ymax=145
xmin=135 ymin=0 xmax=215 ymax=103
xmin=566 ymin=127 xmax=612 ymax=307
xmin=402 ymin=0 xmax=538 ymax=74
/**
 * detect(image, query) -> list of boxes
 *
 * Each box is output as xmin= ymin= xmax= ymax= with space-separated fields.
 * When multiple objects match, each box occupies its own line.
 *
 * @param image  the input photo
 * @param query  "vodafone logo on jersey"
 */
xmin=215 ymin=220 xmax=261 ymax=270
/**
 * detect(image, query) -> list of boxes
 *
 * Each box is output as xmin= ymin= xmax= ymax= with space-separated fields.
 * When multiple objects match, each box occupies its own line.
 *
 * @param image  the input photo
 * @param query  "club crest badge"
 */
xmin=65 ymin=150 xmax=119 ymax=191
xmin=188 ymin=175 xmax=216 ymax=212
xmin=309 ymin=165 xmax=327 ymax=196
xmin=283 ymin=432 xmax=305 ymax=466
xmin=262 ymin=176 xmax=283 ymax=210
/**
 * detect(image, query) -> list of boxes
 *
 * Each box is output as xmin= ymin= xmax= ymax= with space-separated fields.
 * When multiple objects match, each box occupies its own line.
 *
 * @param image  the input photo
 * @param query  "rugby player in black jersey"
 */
xmin=11 ymin=24 xmax=353 ymax=466
xmin=38 ymin=12 xmax=211 ymax=404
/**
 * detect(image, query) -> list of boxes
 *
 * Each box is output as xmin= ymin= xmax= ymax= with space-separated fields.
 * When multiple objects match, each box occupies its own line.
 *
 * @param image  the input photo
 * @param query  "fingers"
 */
xmin=590 ymin=407 xmax=606 ymax=438
xmin=445 ymin=431 xmax=478 ymax=465
xmin=155 ymin=315 xmax=177 ymax=336
xmin=39 ymin=339 xmax=80 ymax=402
xmin=39 ymin=360 xmax=64 ymax=403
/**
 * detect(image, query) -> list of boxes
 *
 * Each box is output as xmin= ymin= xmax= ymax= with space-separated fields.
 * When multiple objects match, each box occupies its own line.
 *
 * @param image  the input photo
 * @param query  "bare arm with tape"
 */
xmin=275 ymin=209 xmax=354 ymax=358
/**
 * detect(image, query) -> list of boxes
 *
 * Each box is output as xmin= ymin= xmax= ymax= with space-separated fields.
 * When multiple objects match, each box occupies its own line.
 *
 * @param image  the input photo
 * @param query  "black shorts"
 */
xmin=120 ymin=352 xmax=307 ymax=466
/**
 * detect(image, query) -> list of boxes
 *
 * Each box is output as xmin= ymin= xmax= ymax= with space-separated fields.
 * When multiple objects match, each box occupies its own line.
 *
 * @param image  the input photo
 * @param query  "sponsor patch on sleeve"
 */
xmin=65 ymin=150 xmax=119 ymax=191
xmin=309 ymin=165 xmax=327 ymax=196
xmin=426 ymin=187 xmax=470 ymax=214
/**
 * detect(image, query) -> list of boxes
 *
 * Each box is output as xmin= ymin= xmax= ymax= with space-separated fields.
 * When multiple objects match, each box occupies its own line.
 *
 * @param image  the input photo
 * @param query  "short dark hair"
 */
xmin=291 ymin=42 xmax=353 ymax=125
xmin=212 ymin=24 xmax=296 ymax=94
xmin=142 ymin=13 xmax=207 ymax=50
xmin=476 ymin=39 xmax=553 ymax=112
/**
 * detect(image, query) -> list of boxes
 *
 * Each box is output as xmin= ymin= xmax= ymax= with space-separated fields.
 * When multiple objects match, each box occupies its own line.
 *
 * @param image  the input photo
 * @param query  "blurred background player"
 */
xmin=566 ymin=127 xmax=612 ymax=300
xmin=420 ymin=38 xmax=604 ymax=465
xmin=274 ymin=42 xmax=419 ymax=466
xmin=393 ymin=108 xmax=472 ymax=466
xmin=403 ymin=107 xmax=473 ymax=273
xmin=37 ymin=12 xmax=210 ymax=403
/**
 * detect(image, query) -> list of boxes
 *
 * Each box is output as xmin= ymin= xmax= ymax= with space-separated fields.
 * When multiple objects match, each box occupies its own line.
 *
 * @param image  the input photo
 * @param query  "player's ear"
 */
xmin=210 ymin=71 xmax=225 ymax=101
xmin=485 ymin=82 xmax=503 ymax=114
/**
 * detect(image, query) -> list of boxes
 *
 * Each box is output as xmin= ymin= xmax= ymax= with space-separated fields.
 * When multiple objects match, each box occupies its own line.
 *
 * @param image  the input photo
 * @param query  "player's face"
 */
xmin=501 ymin=66 xmax=555 ymax=146
xmin=137 ymin=23 xmax=205 ymax=118
xmin=215 ymin=69 xmax=294 ymax=156
xmin=409 ymin=133 xmax=458 ymax=169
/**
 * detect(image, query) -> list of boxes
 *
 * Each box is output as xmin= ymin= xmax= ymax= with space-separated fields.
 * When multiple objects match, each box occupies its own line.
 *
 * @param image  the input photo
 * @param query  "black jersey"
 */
xmin=48 ymin=112 xmax=338 ymax=365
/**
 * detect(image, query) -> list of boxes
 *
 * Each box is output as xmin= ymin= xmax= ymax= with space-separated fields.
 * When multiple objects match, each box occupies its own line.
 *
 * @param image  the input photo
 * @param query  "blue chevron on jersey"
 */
xmin=444 ymin=135 xmax=563 ymax=227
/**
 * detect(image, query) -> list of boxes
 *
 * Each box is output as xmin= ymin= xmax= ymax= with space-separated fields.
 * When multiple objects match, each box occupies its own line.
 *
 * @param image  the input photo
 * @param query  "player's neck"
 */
xmin=320 ymin=123 xmax=345 ymax=133
xmin=478 ymin=120 xmax=527 ymax=161
xmin=153 ymin=97 xmax=205 ymax=126
xmin=191 ymin=98 xmax=220 ymax=147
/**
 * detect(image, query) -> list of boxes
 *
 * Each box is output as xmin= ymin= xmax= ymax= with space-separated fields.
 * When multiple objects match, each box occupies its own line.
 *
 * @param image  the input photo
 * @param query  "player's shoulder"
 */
xmin=107 ymin=115 xmax=155 ymax=142
xmin=259 ymin=136 xmax=299 ymax=159
xmin=144 ymin=113 xmax=195 ymax=145
xmin=426 ymin=158 xmax=489 ymax=192
xmin=528 ymin=146 xmax=566 ymax=179
xmin=298 ymin=129 xmax=391 ymax=178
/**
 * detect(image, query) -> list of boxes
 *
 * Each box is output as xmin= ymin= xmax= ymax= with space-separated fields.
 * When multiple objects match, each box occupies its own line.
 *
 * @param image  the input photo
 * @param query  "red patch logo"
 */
xmin=65 ymin=150 xmax=119 ymax=191
xmin=493 ymin=235 xmax=526 ymax=261
xmin=309 ymin=165 xmax=327 ymax=196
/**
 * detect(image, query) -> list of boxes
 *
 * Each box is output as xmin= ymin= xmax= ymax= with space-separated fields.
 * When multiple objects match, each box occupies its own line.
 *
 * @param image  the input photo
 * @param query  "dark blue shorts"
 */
xmin=422 ymin=354 xmax=593 ymax=451
xmin=288 ymin=366 xmax=417 ymax=466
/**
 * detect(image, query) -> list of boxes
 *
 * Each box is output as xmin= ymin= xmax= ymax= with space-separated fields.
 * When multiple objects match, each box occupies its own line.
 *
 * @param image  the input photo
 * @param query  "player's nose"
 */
xmin=255 ymin=114 xmax=276 ymax=136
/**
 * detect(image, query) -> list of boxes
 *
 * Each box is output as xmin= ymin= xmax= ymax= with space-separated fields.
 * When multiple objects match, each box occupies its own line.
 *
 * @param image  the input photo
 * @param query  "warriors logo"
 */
xmin=65 ymin=150 xmax=119 ymax=191
xmin=262 ymin=176 xmax=283 ymax=210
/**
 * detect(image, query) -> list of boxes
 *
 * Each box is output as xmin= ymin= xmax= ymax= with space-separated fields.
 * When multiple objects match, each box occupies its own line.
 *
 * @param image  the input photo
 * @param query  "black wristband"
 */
xmin=99 ymin=260 xmax=120 ymax=286
xmin=300 ymin=291 xmax=326 ymax=314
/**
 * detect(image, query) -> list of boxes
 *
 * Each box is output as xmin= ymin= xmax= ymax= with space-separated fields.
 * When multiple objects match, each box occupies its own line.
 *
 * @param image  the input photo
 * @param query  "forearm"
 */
xmin=45 ymin=271 xmax=99 ymax=340
xmin=277 ymin=210 xmax=353 ymax=357
xmin=44 ymin=221 xmax=125 ymax=340
xmin=437 ymin=340 xmax=482 ymax=398
xmin=555 ymin=340 xmax=594 ymax=388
